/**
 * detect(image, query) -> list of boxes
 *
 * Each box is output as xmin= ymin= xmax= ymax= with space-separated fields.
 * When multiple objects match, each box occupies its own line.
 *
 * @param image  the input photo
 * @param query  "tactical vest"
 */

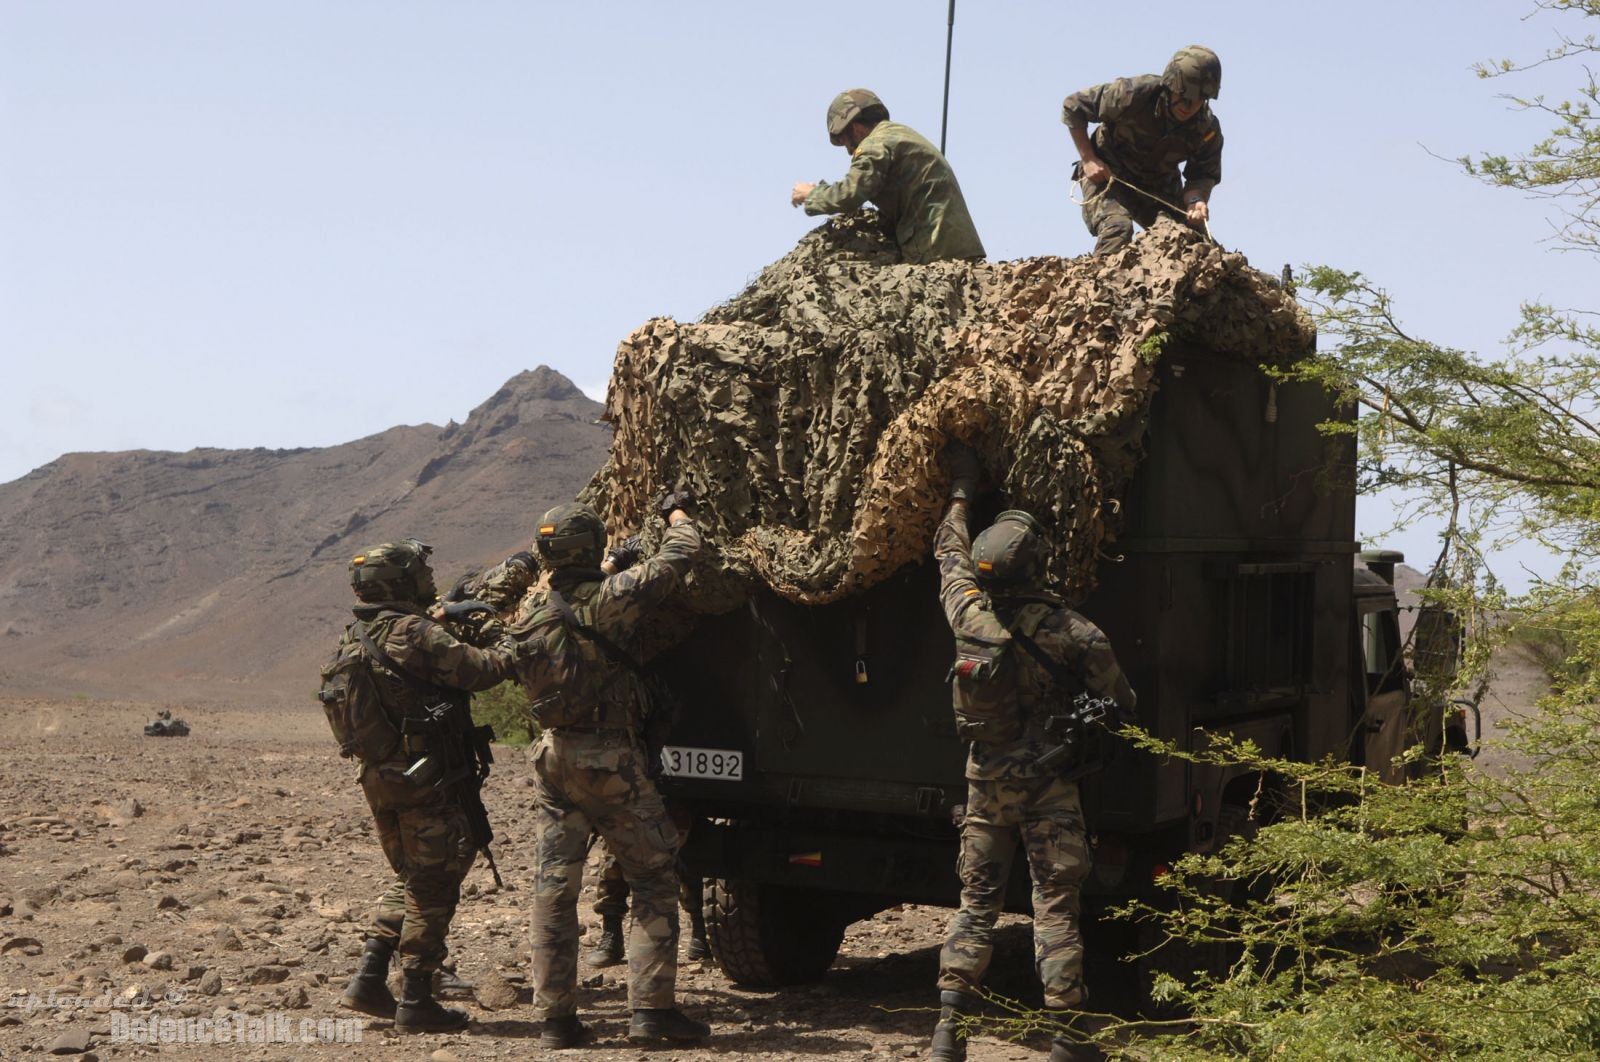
xmin=516 ymin=583 xmax=646 ymax=730
xmin=949 ymin=600 xmax=1062 ymax=744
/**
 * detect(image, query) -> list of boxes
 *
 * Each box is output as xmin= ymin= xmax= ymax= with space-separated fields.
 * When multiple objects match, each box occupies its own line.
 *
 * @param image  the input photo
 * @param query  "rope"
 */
xmin=1072 ymin=171 xmax=1215 ymax=244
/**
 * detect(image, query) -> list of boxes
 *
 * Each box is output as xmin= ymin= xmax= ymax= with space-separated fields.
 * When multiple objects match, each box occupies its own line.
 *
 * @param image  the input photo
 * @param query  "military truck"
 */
xmin=651 ymin=341 xmax=1464 ymax=989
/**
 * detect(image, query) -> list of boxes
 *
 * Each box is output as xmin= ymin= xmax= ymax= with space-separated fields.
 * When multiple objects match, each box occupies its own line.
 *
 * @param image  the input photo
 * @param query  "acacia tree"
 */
xmin=1064 ymin=4 xmax=1600 ymax=1057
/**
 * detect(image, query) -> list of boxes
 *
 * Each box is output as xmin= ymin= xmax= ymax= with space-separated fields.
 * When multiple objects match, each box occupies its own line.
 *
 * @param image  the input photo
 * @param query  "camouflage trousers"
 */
xmin=592 ymin=811 xmax=702 ymax=923
xmin=531 ymin=729 xmax=681 ymax=1018
xmin=1078 ymin=174 xmax=1184 ymax=256
xmin=938 ymin=773 xmax=1091 ymax=1009
xmin=359 ymin=764 xmax=475 ymax=975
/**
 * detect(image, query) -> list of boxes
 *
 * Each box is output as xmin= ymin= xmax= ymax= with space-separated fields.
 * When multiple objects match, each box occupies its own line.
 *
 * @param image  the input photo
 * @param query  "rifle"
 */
xmin=1008 ymin=625 xmax=1128 ymax=779
xmin=400 ymin=700 xmax=505 ymax=888
xmin=1035 ymin=691 xmax=1123 ymax=779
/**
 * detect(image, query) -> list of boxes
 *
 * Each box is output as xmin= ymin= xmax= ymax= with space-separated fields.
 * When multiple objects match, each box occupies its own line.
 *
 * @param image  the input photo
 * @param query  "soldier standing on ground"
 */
xmin=582 ymin=538 xmax=711 ymax=970
xmin=791 ymin=88 xmax=986 ymax=264
xmin=1062 ymin=46 xmax=1223 ymax=255
xmin=334 ymin=539 xmax=523 ymax=1033
xmin=929 ymin=446 xmax=1136 ymax=1062
xmin=514 ymin=497 xmax=711 ymax=1048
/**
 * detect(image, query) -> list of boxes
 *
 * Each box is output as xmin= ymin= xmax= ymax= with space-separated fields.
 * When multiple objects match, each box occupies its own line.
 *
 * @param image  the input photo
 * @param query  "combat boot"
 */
xmin=432 ymin=965 xmax=474 ymax=1000
xmin=930 ymin=990 xmax=975 ymax=1062
xmin=1050 ymin=1035 xmax=1101 ymax=1061
xmin=394 ymin=970 xmax=470 ymax=1033
xmin=540 ymin=1014 xmax=590 ymax=1048
xmin=685 ymin=909 xmax=711 ymax=961
xmin=583 ymin=912 xmax=625 ymax=968
xmin=628 ymin=1007 xmax=711 ymax=1045
xmin=339 ymin=938 xmax=397 ymax=1019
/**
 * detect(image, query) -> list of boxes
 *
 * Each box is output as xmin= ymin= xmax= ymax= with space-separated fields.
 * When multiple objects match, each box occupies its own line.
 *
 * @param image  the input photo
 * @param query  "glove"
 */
xmin=505 ymin=550 xmax=537 ymax=574
xmin=656 ymin=490 xmax=695 ymax=520
xmin=604 ymin=535 xmax=643 ymax=573
xmin=945 ymin=441 xmax=981 ymax=501
xmin=438 ymin=599 xmax=497 ymax=621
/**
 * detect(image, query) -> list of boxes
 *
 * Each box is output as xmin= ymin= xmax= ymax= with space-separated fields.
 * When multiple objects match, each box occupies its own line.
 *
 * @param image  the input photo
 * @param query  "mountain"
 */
xmin=0 ymin=367 xmax=610 ymax=701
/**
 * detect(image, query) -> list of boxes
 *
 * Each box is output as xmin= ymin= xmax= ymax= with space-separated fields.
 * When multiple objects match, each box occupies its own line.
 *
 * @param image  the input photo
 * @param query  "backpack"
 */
xmin=514 ymin=587 xmax=650 ymax=732
xmin=948 ymin=602 xmax=1055 ymax=744
xmin=316 ymin=618 xmax=404 ymax=763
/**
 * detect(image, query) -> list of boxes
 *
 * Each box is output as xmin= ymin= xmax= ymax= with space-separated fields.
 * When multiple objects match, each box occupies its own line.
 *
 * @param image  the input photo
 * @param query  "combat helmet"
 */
xmin=971 ymin=510 xmax=1048 ymax=590
xmin=1162 ymin=45 xmax=1221 ymax=108
xmin=536 ymin=503 xmax=606 ymax=570
xmin=827 ymin=88 xmax=888 ymax=145
xmin=350 ymin=539 xmax=437 ymax=605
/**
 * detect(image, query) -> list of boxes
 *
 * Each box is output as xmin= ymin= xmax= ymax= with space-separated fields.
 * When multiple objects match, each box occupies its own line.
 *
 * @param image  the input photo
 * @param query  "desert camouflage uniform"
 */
xmin=592 ymin=831 xmax=703 ymax=928
xmin=803 ymin=120 xmax=985 ymax=264
xmin=341 ymin=602 xmax=518 ymax=975
xmin=1061 ymin=75 xmax=1223 ymax=255
xmin=515 ymin=520 xmax=704 ymax=1019
xmin=461 ymin=552 xmax=539 ymax=614
xmin=933 ymin=506 xmax=1133 ymax=1009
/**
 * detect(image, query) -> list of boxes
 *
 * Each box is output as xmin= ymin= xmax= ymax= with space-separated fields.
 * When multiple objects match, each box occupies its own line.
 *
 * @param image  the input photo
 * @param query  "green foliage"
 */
xmin=1136 ymin=330 xmax=1170 ymax=364
xmin=473 ymin=681 xmax=538 ymax=746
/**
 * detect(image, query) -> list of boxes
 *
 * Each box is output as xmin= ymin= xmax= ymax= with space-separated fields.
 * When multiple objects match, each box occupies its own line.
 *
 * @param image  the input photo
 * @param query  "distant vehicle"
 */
xmin=143 ymin=710 xmax=190 ymax=737
xmin=653 ymin=341 xmax=1469 ymax=990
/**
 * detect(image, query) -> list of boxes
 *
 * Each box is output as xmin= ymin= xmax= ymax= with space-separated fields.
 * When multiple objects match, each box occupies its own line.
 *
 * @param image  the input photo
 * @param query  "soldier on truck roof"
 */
xmin=791 ymin=88 xmax=986 ymax=264
xmin=1063 ymin=45 xmax=1224 ymax=255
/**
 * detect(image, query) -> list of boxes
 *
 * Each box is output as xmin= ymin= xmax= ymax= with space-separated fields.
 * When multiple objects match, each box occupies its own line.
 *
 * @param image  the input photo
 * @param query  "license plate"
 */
xmin=660 ymin=746 xmax=744 ymax=781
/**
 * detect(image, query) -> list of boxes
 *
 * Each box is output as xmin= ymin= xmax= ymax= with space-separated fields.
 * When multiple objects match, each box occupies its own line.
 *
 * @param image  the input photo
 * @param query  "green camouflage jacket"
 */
xmin=935 ymin=504 xmax=1133 ymax=781
xmin=803 ymin=120 xmax=986 ymax=265
xmin=1061 ymin=74 xmax=1223 ymax=203
xmin=513 ymin=520 xmax=703 ymax=729
xmin=460 ymin=553 xmax=538 ymax=614
xmin=345 ymin=602 xmax=518 ymax=720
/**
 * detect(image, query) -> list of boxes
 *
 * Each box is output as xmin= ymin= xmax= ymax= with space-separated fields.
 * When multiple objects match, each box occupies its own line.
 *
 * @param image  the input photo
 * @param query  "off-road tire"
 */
xmin=704 ymin=879 xmax=845 ymax=986
xmin=1136 ymin=802 xmax=1261 ymax=1017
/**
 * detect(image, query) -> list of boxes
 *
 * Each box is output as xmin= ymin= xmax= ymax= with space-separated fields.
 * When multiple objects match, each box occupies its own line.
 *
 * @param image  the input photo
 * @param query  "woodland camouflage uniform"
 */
xmin=513 ymin=515 xmax=704 ymax=1029
xmin=1062 ymin=47 xmax=1224 ymax=255
xmin=343 ymin=601 xmax=519 ymax=976
xmin=933 ymin=502 xmax=1134 ymax=1016
xmin=804 ymin=119 xmax=986 ymax=264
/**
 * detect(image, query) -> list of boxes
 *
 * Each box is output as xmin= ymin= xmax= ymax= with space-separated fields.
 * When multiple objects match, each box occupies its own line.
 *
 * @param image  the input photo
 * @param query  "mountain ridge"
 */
xmin=0 ymin=366 xmax=609 ymax=701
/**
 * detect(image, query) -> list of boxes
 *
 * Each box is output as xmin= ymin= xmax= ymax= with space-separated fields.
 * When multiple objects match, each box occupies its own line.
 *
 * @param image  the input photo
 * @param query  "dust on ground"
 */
xmin=0 ymin=697 xmax=1052 ymax=1060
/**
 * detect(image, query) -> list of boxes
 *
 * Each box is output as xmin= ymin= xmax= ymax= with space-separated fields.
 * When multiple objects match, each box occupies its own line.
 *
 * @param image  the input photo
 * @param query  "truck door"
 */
xmin=1356 ymin=596 xmax=1411 ymax=784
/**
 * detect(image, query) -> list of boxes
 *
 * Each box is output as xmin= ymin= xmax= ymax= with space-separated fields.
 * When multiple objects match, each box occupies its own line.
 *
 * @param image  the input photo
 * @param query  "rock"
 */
xmin=183 ymin=964 xmax=206 ymax=982
xmin=473 ymin=970 xmax=519 ymax=1010
xmin=46 ymin=1028 xmax=93 ymax=1054
xmin=213 ymin=926 xmax=242 ymax=951
xmin=141 ymin=951 xmax=174 ymax=971
xmin=898 ymin=1047 xmax=920 ymax=1059
xmin=198 ymin=970 xmax=222 ymax=996
xmin=242 ymin=964 xmax=290 ymax=985
xmin=115 ymin=798 xmax=144 ymax=820
xmin=274 ymin=984 xmax=309 ymax=1009
xmin=431 ymin=1051 xmax=462 ymax=1062
xmin=1 ymin=935 xmax=43 ymax=955
xmin=120 ymin=945 xmax=147 ymax=964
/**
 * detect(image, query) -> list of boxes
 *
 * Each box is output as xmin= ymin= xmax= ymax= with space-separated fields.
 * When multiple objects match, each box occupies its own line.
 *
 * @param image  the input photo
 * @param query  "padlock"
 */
xmin=854 ymin=659 xmax=869 ymax=685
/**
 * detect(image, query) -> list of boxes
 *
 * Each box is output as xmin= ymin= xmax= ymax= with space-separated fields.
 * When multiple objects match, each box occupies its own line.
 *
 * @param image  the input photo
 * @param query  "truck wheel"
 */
xmin=704 ymin=879 xmax=845 ymax=986
xmin=1136 ymin=802 xmax=1261 ymax=1016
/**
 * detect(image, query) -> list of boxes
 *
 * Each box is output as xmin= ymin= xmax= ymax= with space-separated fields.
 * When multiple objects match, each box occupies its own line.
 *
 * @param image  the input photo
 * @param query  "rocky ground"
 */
xmin=0 ymin=697 xmax=1054 ymax=1061
xmin=0 ymin=643 xmax=1545 ymax=1060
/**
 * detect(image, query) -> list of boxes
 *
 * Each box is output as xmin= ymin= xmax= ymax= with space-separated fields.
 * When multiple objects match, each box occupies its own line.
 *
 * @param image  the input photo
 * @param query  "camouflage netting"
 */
xmin=584 ymin=213 xmax=1313 ymax=616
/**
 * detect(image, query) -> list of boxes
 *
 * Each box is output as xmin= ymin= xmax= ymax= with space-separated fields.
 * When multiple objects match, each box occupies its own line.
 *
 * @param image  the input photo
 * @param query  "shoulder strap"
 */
xmin=547 ymin=589 xmax=646 ymax=676
xmin=1007 ymin=614 xmax=1084 ymax=691
xmin=353 ymin=613 xmax=441 ymax=691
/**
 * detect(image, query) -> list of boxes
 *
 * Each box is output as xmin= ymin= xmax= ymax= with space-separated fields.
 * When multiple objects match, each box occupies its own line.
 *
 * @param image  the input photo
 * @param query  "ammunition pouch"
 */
xmin=949 ymin=633 xmax=1023 ymax=744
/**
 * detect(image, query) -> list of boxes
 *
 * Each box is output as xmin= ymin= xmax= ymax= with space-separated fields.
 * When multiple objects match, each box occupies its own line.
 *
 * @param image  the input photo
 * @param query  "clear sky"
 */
xmin=3 ymin=1 xmax=1589 ymax=589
